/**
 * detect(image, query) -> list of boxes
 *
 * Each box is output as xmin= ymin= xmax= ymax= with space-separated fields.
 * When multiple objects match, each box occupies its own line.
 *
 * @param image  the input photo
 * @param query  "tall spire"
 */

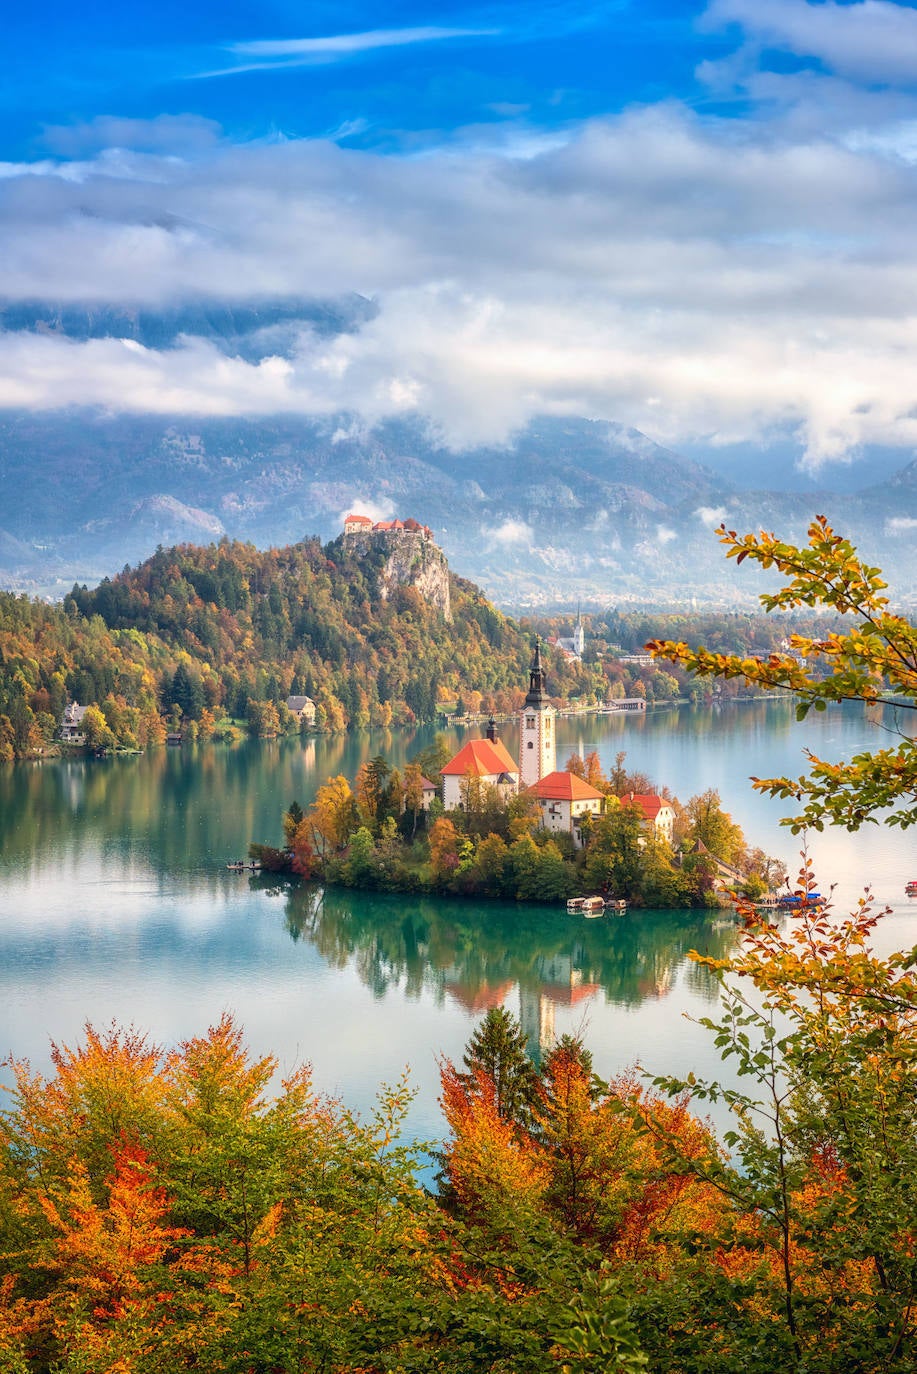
xmin=525 ymin=636 xmax=547 ymax=706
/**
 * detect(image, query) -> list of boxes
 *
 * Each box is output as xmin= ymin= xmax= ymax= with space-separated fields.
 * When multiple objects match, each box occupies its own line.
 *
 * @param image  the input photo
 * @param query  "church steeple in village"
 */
xmin=519 ymin=636 xmax=556 ymax=788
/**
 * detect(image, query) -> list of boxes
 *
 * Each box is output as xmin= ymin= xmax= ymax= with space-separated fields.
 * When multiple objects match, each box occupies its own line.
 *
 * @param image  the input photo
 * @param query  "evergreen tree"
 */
xmin=461 ymin=1007 xmax=541 ymax=1129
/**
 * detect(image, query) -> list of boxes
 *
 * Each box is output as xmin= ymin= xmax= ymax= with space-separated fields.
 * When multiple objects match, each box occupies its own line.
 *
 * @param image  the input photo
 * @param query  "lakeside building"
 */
xmin=59 ymin=702 xmax=88 ymax=743
xmin=550 ymin=612 xmax=586 ymax=663
xmin=519 ymin=638 xmax=556 ymax=789
xmin=438 ymin=640 xmax=676 ymax=852
xmin=285 ymin=695 xmax=316 ymax=727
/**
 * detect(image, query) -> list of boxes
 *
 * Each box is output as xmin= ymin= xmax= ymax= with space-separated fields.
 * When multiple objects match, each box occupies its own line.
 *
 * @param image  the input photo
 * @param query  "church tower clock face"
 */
xmin=519 ymin=637 xmax=556 ymax=788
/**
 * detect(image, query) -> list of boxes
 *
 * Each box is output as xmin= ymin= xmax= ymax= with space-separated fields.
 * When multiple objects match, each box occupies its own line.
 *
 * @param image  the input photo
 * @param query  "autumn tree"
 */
xmin=648 ymin=516 xmax=917 ymax=831
xmin=305 ymin=775 xmax=358 ymax=858
xmin=281 ymin=799 xmax=304 ymax=845
xmin=355 ymin=755 xmax=390 ymax=829
xmin=649 ymin=863 xmax=917 ymax=1372
xmin=402 ymin=761 xmax=425 ymax=838
xmin=428 ymin=816 xmax=460 ymax=884
xmin=682 ymin=787 xmax=746 ymax=867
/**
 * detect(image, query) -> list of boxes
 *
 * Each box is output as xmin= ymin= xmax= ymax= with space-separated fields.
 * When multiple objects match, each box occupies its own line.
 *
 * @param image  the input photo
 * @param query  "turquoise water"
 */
xmin=1 ymin=701 xmax=913 ymax=1146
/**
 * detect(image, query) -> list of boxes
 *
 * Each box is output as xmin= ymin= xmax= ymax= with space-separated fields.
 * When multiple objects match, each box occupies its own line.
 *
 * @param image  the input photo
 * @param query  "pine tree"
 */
xmin=461 ymin=1007 xmax=540 ymax=1129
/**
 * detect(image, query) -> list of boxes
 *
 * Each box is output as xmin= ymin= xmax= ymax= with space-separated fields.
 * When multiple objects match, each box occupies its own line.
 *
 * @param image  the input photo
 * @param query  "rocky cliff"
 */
xmin=342 ymin=528 xmax=451 ymax=620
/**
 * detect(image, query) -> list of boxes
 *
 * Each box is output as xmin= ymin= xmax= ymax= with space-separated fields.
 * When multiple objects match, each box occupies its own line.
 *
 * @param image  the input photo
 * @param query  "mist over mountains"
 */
xmin=1 ymin=300 xmax=915 ymax=608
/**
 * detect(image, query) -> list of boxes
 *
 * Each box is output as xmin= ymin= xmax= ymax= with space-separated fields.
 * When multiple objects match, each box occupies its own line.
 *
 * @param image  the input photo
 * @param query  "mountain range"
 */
xmin=1 ymin=299 xmax=914 ymax=608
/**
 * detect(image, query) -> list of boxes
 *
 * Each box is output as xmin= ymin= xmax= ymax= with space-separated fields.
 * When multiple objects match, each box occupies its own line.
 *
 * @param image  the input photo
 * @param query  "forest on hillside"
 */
xmin=0 ymin=538 xmax=601 ymax=759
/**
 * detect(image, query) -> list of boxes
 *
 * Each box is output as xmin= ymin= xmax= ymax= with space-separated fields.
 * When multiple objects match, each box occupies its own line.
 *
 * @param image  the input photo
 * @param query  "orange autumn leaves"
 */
xmin=0 ymin=1015 xmax=430 ymax=1373
xmin=439 ymin=1043 xmax=721 ymax=1271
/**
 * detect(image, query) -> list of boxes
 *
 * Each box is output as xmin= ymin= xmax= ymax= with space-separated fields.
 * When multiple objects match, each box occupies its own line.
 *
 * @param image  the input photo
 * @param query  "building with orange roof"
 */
xmin=440 ymin=721 xmax=519 ymax=810
xmin=343 ymin=512 xmax=373 ymax=533
xmin=530 ymin=769 xmax=604 ymax=845
xmin=625 ymin=792 xmax=676 ymax=843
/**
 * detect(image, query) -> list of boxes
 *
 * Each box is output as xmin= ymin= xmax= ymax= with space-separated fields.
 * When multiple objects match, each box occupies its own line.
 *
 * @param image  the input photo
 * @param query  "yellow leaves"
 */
xmin=168 ymin=1013 xmax=276 ymax=1123
xmin=439 ymin=1063 xmax=548 ymax=1214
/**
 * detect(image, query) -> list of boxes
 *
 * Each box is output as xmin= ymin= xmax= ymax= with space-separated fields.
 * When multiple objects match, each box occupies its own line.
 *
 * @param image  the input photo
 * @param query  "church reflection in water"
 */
xmin=279 ymin=881 xmax=738 ymax=1061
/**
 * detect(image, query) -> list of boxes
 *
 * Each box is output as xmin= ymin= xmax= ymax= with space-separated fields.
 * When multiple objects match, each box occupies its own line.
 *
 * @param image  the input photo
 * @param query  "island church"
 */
xmin=440 ymin=639 xmax=605 ymax=842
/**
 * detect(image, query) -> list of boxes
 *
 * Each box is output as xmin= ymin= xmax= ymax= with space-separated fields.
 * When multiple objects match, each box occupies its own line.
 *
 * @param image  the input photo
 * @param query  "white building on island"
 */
xmin=530 ymin=770 xmax=604 ymax=846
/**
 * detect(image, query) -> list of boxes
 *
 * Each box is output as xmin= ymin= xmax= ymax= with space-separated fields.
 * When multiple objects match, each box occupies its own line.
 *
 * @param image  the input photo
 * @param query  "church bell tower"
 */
xmin=519 ymin=637 xmax=556 ymax=788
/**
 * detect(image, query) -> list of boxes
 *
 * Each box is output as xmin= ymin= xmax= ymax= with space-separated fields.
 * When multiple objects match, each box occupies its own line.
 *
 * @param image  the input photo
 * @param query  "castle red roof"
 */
xmin=345 ymin=512 xmax=372 ymax=525
xmin=441 ymin=737 xmax=519 ymax=778
xmin=531 ymin=771 xmax=604 ymax=802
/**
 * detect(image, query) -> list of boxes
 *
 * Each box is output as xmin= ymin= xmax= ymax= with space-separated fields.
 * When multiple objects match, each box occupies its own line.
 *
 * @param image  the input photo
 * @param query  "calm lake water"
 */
xmin=1 ymin=701 xmax=914 ymax=1148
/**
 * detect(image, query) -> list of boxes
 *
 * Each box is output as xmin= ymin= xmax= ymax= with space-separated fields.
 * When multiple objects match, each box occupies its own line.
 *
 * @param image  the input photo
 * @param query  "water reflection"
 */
xmin=278 ymin=881 xmax=735 ymax=1061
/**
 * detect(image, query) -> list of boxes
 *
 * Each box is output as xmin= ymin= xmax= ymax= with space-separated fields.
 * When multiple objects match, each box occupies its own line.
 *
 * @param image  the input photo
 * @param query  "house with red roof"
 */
xmin=440 ymin=721 xmax=519 ymax=810
xmin=343 ymin=512 xmax=373 ymax=534
xmin=625 ymin=793 xmax=676 ymax=843
xmin=530 ymin=770 xmax=604 ymax=846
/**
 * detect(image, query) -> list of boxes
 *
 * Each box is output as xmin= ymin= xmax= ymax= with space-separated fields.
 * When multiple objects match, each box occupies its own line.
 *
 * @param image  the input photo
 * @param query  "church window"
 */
xmin=526 ymin=715 xmax=535 ymax=728
xmin=527 ymin=741 xmax=534 ymax=749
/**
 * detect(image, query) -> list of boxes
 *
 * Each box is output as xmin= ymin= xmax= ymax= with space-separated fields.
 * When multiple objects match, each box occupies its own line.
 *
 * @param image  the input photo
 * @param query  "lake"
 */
xmin=1 ymin=700 xmax=914 ymax=1149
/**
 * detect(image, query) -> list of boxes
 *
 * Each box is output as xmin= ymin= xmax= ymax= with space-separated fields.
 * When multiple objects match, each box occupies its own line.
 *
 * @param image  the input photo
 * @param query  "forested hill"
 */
xmin=0 ymin=536 xmax=598 ymax=758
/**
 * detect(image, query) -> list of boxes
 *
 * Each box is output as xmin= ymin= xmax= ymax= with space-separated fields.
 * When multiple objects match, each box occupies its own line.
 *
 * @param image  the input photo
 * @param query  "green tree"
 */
xmin=460 ymin=1007 xmax=541 ymax=1130
xmin=281 ymin=800 xmax=304 ymax=845
xmin=682 ymin=787 xmax=746 ymax=866
xmin=582 ymin=803 xmax=644 ymax=899
xmin=647 ymin=516 xmax=917 ymax=831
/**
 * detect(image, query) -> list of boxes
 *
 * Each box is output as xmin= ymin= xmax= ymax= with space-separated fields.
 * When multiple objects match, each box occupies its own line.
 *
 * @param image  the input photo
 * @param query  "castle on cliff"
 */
xmin=343 ymin=513 xmax=434 ymax=542
xmin=341 ymin=513 xmax=450 ymax=620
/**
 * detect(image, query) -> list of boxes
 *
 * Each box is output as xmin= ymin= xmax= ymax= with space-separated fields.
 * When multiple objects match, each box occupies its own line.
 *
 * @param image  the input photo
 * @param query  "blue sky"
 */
xmin=4 ymin=1 xmax=917 ymax=491
xmin=4 ymin=2 xmax=724 ymax=157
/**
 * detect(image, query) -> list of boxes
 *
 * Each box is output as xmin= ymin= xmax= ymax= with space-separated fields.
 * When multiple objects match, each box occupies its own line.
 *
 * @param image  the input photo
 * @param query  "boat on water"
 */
xmin=566 ymin=895 xmax=626 ymax=917
xmin=226 ymin=861 xmax=262 ymax=872
xmin=906 ymin=881 xmax=917 ymax=897
xmin=567 ymin=895 xmax=606 ymax=917
xmin=778 ymin=892 xmax=825 ymax=911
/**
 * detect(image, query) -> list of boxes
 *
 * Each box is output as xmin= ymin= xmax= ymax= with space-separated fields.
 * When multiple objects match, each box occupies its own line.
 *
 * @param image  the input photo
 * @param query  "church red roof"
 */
xmin=531 ymin=771 xmax=604 ymax=802
xmin=441 ymin=737 xmax=519 ymax=778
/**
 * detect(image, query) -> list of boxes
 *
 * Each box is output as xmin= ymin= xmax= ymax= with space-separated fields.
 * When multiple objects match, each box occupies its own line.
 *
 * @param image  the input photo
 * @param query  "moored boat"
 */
xmin=906 ymin=880 xmax=917 ymax=897
xmin=566 ymin=895 xmax=606 ymax=916
xmin=580 ymin=896 xmax=606 ymax=917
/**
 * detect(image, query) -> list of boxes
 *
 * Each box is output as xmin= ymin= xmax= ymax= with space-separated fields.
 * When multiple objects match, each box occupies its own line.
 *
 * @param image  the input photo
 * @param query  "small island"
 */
xmin=254 ymin=641 xmax=783 ymax=909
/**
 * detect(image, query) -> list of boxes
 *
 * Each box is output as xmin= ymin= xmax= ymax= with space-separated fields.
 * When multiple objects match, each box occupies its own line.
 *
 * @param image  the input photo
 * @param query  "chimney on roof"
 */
xmin=486 ymin=716 xmax=498 ymax=742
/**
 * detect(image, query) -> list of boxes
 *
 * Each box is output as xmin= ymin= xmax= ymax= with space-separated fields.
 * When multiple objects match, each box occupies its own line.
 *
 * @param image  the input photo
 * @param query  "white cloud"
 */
xmin=336 ymin=497 xmax=394 ymax=526
xmin=4 ymin=92 xmax=917 ymax=468
xmin=656 ymin=526 xmax=678 ymax=545
xmin=885 ymin=515 xmax=917 ymax=534
xmin=704 ymin=0 xmax=917 ymax=86
xmin=233 ymin=27 xmax=498 ymax=58
xmin=489 ymin=519 xmax=534 ymax=547
xmin=197 ymin=26 xmax=499 ymax=78
xmin=39 ymin=114 xmax=222 ymax=157
xmin=695 ymin=506 xmax=729 ymax=528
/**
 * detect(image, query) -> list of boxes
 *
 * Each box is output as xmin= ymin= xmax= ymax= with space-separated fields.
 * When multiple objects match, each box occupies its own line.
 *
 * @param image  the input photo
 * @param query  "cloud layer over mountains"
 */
xmin=4 ymin=1 xmax=917 ymax=474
